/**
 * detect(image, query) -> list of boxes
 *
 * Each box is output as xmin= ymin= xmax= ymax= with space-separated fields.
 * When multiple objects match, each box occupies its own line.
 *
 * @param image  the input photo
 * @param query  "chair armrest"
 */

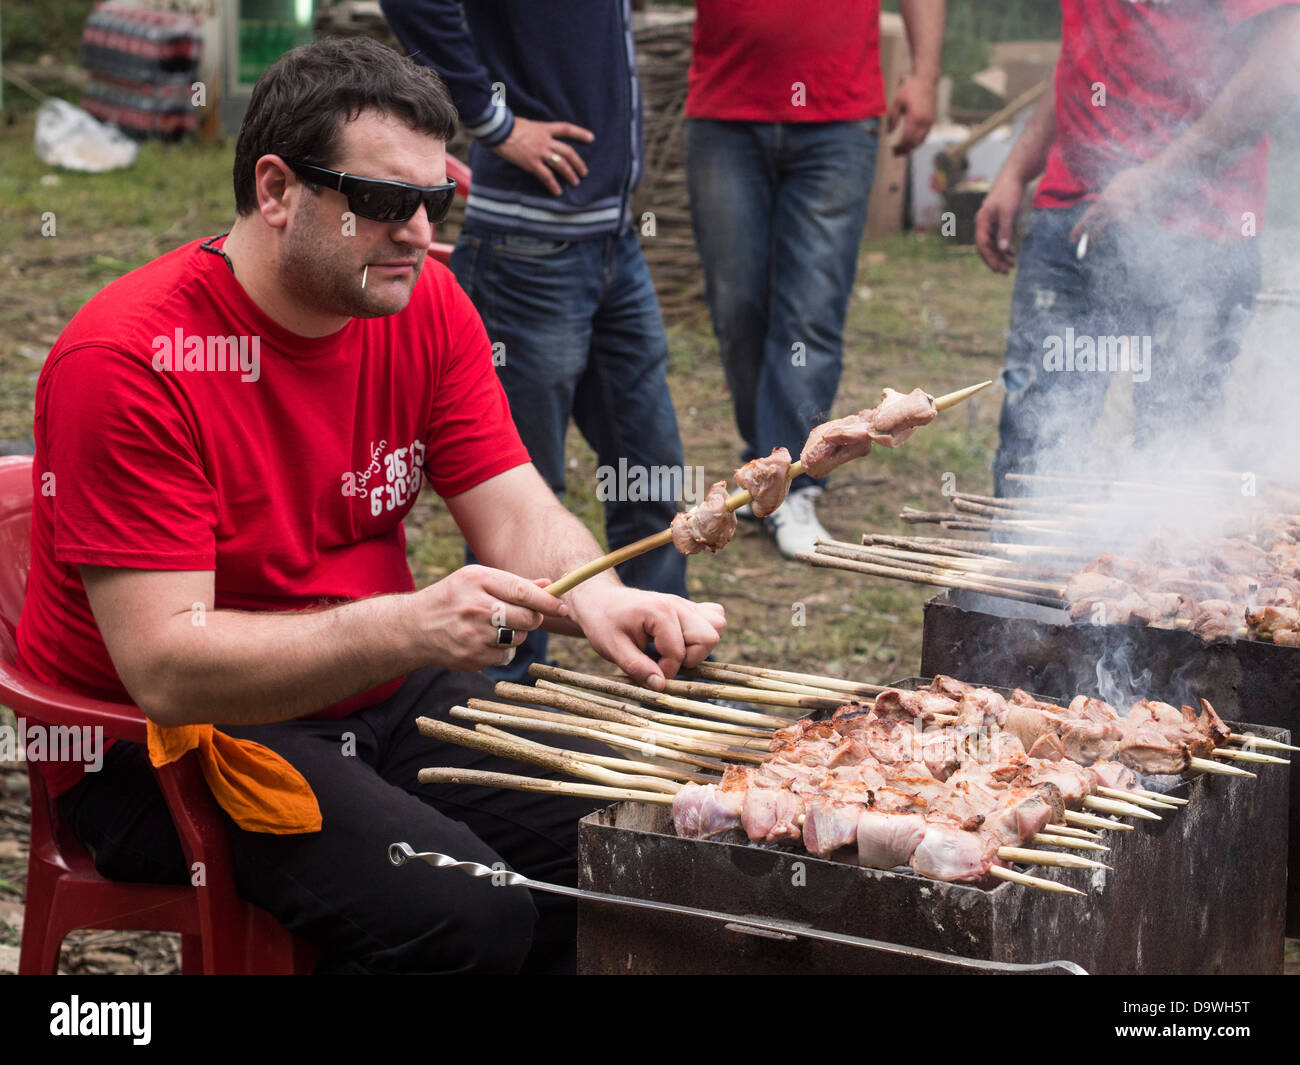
xmin=0 ymin=664 xmax=147 ymax=744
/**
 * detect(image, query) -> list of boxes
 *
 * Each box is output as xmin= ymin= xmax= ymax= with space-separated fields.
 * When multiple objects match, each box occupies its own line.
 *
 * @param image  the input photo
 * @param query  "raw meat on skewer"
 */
xmin=734 ymin=447 xmax=792 ymax=518
xmin=800 ymin=388 xmax=937 ymax=478
xmin=670 ymin=480 xmax=738 ymax=555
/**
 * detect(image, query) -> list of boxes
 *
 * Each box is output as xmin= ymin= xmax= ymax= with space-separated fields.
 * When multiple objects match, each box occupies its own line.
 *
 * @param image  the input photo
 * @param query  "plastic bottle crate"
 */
xmin=79 ymin=1 xmax=202 ymax=141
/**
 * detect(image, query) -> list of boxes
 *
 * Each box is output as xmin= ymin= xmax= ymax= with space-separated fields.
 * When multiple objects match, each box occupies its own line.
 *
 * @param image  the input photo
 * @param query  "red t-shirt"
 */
xmin=16 ymin=236 xmax=530 ymax=796
xmin=686 ymin=0 xmax=886 ymax=122
xmin=1035 ymin=0 xmax=1290 ymax=240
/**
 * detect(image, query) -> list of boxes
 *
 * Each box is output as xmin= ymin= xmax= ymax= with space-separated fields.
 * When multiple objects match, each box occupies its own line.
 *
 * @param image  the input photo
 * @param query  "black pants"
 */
xmin=56 ymin=667 xmax=600 ymax=974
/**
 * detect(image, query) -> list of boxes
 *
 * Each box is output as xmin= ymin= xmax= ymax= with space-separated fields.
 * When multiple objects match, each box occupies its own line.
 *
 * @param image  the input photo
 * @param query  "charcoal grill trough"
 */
xmin=575 ymin=677 xmax=1287 ymax=975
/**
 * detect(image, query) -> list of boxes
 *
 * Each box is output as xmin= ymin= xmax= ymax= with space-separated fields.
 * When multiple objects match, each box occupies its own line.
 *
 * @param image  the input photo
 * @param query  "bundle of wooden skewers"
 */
xmin=415 ymin=660 xmax=1291 ymax=898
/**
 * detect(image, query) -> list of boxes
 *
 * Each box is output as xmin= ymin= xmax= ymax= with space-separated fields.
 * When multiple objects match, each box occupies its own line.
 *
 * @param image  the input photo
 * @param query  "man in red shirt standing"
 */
xmin=686 ymin=0 xmax=945 ymax=557
xmin=16 ymin=38 xmax=724 ymax=973
xmin=976 ymin=1 xmax=1300 ymax=495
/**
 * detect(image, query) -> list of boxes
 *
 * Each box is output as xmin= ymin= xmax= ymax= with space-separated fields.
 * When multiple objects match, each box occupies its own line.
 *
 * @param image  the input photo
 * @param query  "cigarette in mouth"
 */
xmin=361 ymin=264 xmax=368 ymax=290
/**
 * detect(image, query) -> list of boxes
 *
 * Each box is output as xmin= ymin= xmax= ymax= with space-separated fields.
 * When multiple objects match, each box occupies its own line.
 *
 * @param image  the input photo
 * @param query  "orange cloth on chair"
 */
xmin=147 ymin=722 xmax=322 ymax=834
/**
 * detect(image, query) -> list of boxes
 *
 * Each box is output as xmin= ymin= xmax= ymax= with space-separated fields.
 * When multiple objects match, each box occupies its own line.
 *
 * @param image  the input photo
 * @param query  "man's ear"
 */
xmin=254 ymin=155 xmax=296 ymax=230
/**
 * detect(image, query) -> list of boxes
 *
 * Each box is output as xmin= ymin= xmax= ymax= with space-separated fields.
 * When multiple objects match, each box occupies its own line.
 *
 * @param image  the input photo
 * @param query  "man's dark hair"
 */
xmin=233 ymin=36 xmax=457 ymax=216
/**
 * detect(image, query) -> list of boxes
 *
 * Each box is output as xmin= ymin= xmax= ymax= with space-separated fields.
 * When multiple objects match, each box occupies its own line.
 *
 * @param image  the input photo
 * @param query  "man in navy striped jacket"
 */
xmin=381 ymin=0 xmax=690 ymax=683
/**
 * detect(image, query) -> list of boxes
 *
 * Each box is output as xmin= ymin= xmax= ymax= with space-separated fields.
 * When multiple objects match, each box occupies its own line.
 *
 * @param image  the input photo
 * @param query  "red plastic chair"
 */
xmin=0 ymin=456 xmax=319 ymax=974
xmin=430 ymin=155 xmax=471 ymax=265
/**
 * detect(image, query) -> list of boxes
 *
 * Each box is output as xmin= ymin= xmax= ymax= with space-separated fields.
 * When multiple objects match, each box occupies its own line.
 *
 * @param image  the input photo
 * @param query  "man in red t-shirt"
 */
xmin=16 ymin=38 xmax=724 ymax=974
xmin=686 ymin=0 xmax=945 ymax=558
xmin=976 ymin=1 xmax=1300 ymax=495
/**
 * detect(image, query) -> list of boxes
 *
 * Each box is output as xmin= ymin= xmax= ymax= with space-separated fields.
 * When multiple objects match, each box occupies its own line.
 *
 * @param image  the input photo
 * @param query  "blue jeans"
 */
xmin=451 ymin=224 xmax=689 ymax=683
xmin=993 ymin=204 xmax=1261 ymax=496
xmin=687 ymin=118 xmax=879 ymax=490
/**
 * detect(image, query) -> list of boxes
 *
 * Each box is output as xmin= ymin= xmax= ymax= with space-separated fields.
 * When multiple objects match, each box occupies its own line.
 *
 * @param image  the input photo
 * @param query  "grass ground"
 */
xmin=0 ymin=107 xmax=1012 ymax=972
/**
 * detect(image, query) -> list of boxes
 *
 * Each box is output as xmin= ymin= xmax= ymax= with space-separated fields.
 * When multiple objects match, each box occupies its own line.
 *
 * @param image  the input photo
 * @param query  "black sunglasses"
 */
xmin=285 ymin=160 xmax=457 ymax=224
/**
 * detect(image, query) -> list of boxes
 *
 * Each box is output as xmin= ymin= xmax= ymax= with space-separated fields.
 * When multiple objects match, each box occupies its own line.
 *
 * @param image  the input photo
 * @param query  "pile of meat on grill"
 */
xmin=673 ymin=675 xmax=1228 ymax=885
xmin=1061 ymin=513 xmax=1300 ymax=645
xmin=669 ymin=387 xmax=937 ymax=555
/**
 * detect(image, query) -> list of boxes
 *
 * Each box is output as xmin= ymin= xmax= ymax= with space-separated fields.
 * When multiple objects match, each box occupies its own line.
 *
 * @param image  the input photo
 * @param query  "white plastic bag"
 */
xmin=33 ymin=98 xmax=138 ymax=173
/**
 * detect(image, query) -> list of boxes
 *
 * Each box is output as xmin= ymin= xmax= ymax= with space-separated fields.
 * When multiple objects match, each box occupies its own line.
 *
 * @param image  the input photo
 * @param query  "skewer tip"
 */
xmin=933 ymin=379 xmax=994 ymax=411
xmin=990 ymin=865 xmax=1087 ymax=896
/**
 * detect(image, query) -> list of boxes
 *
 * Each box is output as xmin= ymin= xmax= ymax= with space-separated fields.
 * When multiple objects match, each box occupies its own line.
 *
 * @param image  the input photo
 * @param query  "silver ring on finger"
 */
xmin=495 ymin=626 xmax=516 ymax=646
xmin=547 ymin=152 xmax=560 ymax=167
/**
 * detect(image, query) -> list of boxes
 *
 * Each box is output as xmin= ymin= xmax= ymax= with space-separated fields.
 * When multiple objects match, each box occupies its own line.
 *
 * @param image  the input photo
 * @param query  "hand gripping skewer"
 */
xmin=543 ymin=380 xmax=993 ymax=597
xmin=387 ymin=843 xmax=1087 ymax=974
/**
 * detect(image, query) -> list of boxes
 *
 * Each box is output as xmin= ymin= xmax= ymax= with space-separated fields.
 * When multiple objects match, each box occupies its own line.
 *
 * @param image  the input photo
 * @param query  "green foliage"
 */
xmin=2 ymin=0 xmax=96 ymax=64
xmin=884 ymin=0 xmax=1062 ymax=111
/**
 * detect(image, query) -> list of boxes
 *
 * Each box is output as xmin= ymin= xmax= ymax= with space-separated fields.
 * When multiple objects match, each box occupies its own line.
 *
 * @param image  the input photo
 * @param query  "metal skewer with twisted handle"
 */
xmin=543 ymin=380 xmax=993 ymax=597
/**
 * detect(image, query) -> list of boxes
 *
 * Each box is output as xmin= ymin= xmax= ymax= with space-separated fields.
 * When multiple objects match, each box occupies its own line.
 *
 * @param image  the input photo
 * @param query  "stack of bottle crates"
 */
xmin=80 ymin=1 xmax=204 ymax=140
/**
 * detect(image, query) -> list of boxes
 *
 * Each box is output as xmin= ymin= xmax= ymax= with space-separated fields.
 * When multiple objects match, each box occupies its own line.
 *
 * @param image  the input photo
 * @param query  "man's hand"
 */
xmin=975 ymin=172 xmax=1027 ymax=274
xmin=1069 ymin=164 xmax=1157 ymax=246
xmin=887 ymin=73 xmax=938 ymax=156
xmin=565 ymin=582 xmax=726 ymax=691
xmin=492 ymin=116 xmax=594 ymax=196
xmin=412 ymin=566 xmax=569 ymax=672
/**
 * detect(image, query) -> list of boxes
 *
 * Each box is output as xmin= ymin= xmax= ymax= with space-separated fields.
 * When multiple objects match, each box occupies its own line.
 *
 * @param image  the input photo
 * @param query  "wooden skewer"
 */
xmin=815 ymin=540 xmax=1068 ymax=595
xmin=1065 ymin=810 xmax=1133 ymax=831
xmin=477 ymin=692 xmax=769 ymax=751
xmin=475 ymin=724 xmax=714 ymax=785
xmin=1214 ymin=748 xmax=1289 ymax=765
xmin=1005 ymin=471 xmax=1226 ymax=497
xmin=706 ymin=660 xmax=888 ymax=699
xmin=1044 ymin=822 xmax=1103 ymax=839
xmin=989 ymin=866 xmax=1086 ymax=896
xmin=952 ymin=491 xmax=1104 ymax=512
xmin=1032 ymin=833 xmax=1109 ymax=852
xmin=529 ymin=664 xmax=792 ymax=729
xmin=1130 ymin=787 xmax=1188 ymax=806
xmin=637 ymin=674 xmax=847 ymax=712
xmin=686 ymin=662 xmax=862 ymax=702
xmin=454 ymin=704 xmax=741 ymax=771
xmin=865 ymin=534 xmax=1089 ymax=561
xmin=1229 ymin=732 xmax=1300 ymax=753
xmin=1082 ymin=795 xmax=1161 ymax=821
xmin=901 ymin=506 xmax=1074 ymax=533
xmin=850 ymin=543 xmax=1078 ymax=584
xmin=801 ymin=550 xmax=1067 ymax=607
xmin=416 ymin=715 xmax=681 ymax=795
xmin=1094 ymin=786 xmax=1177 ymax=810
xmin=494 ymin=683 xmax=753 ymax=746
xmin=996 ymin=846 xmax=1110 ymax=871
xmin=542 ymin=381 xmax=992 ymax=596
xmin=846 ymin=543 xmax=1048 ymax=574
xmin=418 ymin=766 xmax=674 ymax=805
xmin=461 ymin=700 xmax=769 ymax=763
xmin=515 ymin=680 xmax=775 ymax=739
xmin=1188 ymin=756 xmax=1256 ymax=778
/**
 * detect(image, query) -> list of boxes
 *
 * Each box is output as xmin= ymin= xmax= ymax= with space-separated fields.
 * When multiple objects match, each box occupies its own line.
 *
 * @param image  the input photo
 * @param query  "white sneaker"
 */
xmin=765 ymin=487 xmax=829 ymax=560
